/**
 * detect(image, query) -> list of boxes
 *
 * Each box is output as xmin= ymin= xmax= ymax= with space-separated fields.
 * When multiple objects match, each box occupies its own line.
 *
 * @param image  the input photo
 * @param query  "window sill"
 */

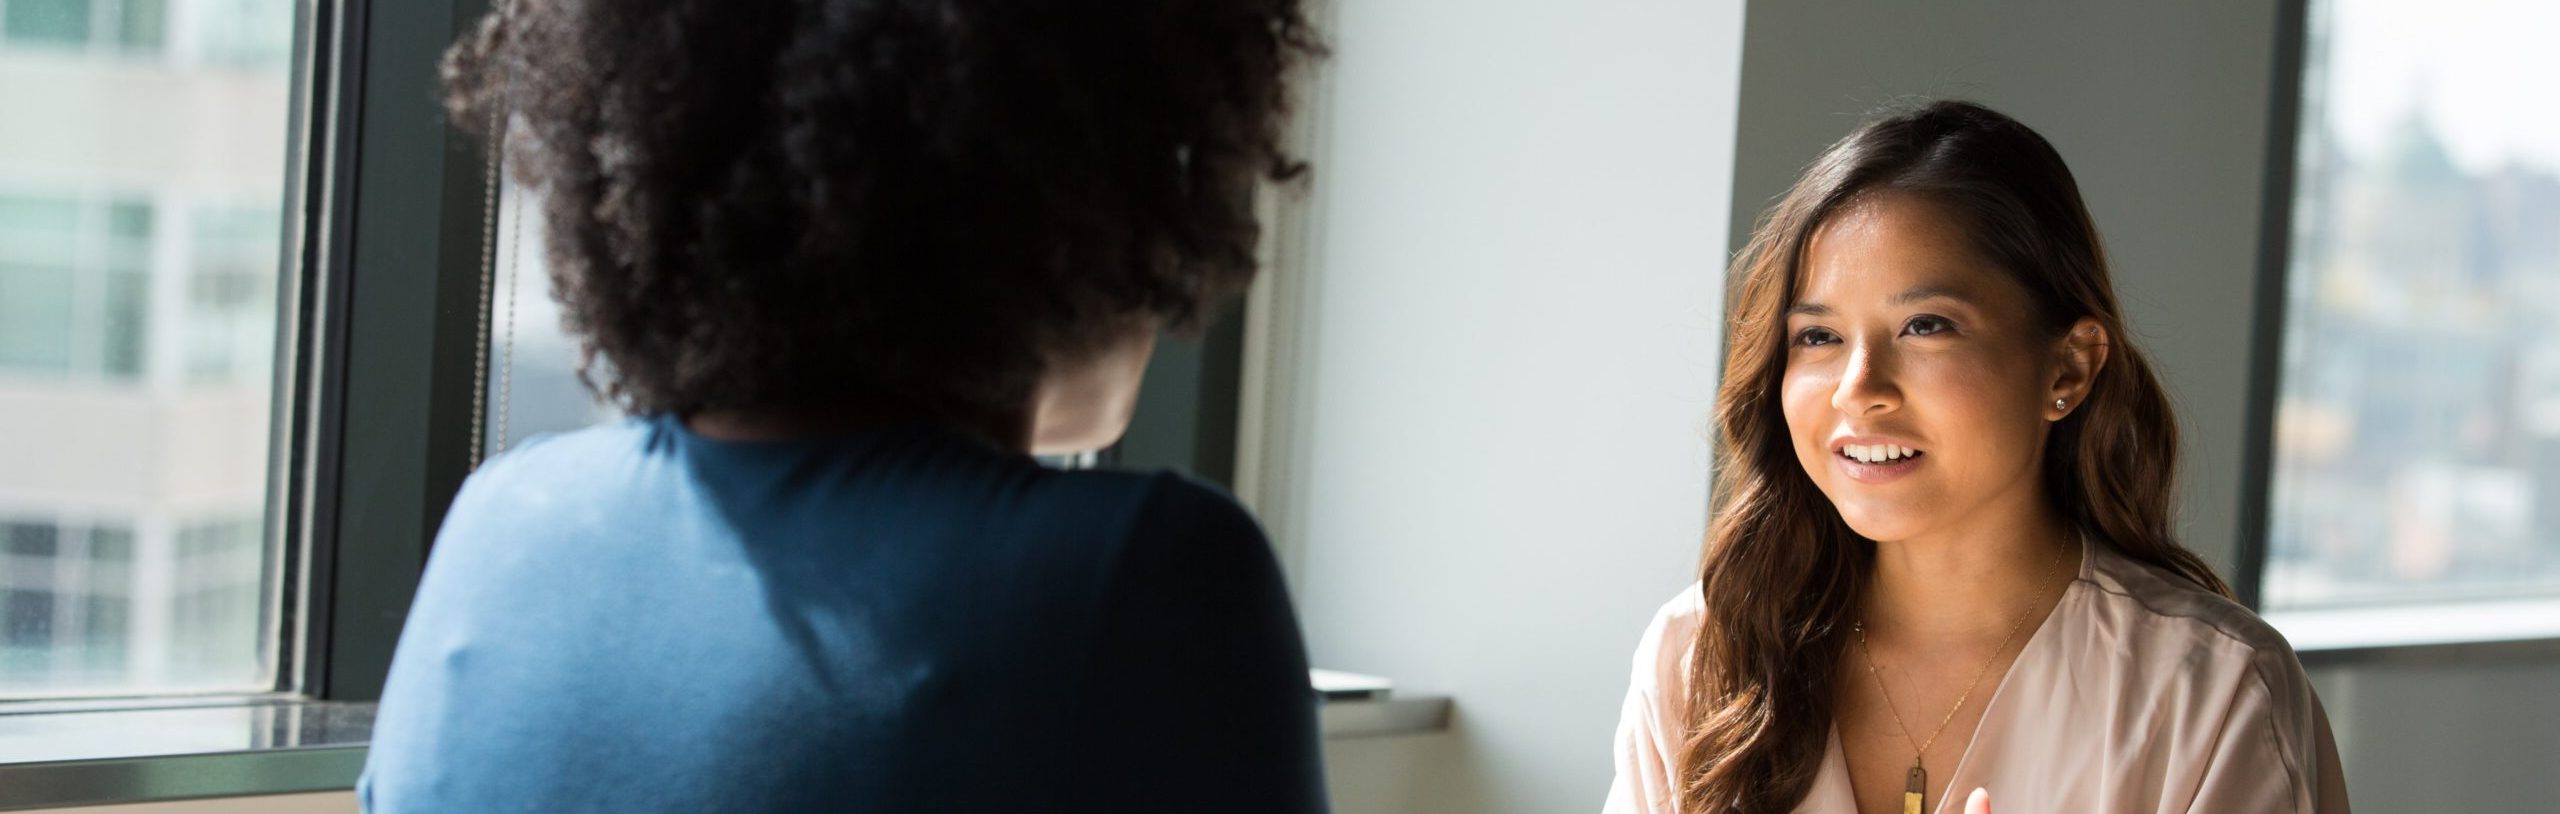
xmin=0 ymin=678 xmax=1448 ymax=809
xmin=1319 ymin=694 xmax=1452 ymax=739
xmin=1311 ymin=669 xmax=1450 ymax=739
xmin=0 ymin=699 xmax=372 ymax=811
xmin=2266 ymin=596 xmax=2560 ymax=664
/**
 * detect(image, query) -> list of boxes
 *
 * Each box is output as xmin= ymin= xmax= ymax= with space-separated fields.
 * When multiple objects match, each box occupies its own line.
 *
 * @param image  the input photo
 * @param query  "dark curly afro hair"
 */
xmin=442 ymin=0 xmax=1321 ymax=423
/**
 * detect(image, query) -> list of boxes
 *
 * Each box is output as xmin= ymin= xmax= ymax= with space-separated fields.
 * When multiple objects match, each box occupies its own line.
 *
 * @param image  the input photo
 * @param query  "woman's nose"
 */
xmin=1830 ymin=340 xmax=1901 ymax=416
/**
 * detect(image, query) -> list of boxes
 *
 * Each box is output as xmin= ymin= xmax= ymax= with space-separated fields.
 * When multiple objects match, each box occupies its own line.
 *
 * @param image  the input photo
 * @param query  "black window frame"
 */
xmin=288 ymin=0 xmax=495 ymax=702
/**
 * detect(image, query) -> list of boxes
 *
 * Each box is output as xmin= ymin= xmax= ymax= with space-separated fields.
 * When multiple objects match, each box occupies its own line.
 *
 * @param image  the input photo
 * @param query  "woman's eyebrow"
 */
xmin=1786 ymin=284 xmax=1976 ymax=318
xmin=1890 ymin=284 xmax=1974 ymax=306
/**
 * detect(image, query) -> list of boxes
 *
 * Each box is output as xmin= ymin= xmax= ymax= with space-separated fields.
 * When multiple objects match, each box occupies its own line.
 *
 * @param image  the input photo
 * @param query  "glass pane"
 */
xmin=0 ymin=262 xmax=75 ymax=371
xmin=2 ymin=0 xmax=92 ymax=45
xmin=167 ymin=519 xmax=265 ymax=681
xmin=185 ymin=206 xmax=278 ymax=383
xmin=2267 ymin=0 xmax=2560 ymax=610
xmin=0 ymin=0 xmax=298 ymax=698
xmin=82 ymin=595 xmax=129 ymax=673
xmin=191 ymin=0 xmax=291 ymax=68
xmin=2 ymin=591 xmax=55 ymax=664
xmin=3 ymin=523 xmax=59 ymax=558
xmin=0 ymin=195 xmax=81 ymax=372
xmin=117 ymin=0 xmax=163 ymax=51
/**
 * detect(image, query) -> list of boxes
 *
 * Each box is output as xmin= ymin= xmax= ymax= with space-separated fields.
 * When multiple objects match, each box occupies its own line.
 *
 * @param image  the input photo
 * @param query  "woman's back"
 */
xmin=360 ymin=416 xmax=1325 ymax=812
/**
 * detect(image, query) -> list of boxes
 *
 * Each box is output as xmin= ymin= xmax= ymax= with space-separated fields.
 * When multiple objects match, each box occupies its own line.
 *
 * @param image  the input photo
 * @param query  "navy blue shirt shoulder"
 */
xmin=361 ymin=415 xmax=1327 ymax=813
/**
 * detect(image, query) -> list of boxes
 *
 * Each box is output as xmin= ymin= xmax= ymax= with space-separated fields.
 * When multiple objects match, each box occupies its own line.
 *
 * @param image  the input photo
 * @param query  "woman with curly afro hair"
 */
xmin=360 ymin=0 xmax=1328 ymax=811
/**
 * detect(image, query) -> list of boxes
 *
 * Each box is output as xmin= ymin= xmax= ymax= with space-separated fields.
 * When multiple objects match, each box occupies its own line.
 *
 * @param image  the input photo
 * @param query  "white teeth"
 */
xmin=1844 ymin=444 xmax=1921 ymax=464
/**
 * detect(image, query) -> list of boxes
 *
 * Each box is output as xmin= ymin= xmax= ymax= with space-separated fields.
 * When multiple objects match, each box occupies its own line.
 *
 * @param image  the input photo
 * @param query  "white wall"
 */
xmin=1250 ymin=1 xmax=1746 ymax=812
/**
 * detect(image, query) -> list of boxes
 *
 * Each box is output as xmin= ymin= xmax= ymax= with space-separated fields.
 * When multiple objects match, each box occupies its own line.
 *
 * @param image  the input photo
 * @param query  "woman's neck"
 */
xmin=685 ymin=402 xmax=1030 ymax=450
xmin=1859 ymin=499 xmax=2079 ymax=648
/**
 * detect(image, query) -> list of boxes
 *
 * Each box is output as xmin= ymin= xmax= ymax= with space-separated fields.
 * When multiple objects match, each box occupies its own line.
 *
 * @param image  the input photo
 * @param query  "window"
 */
xmin=0 ymin=0 xmax=163 ymax=53
xmin=0 ymin=195 xmax=150 ymax=378
xmin=475 ymin=181 xmax=1241 ymax=478
xmin=184 ymin=205 xmax=281 ymax=384
xmin=0 ymin=0 xmax=499 ymax=803
xmin=2262 ymin=0 xmax=2560 ymax=646
xmin=0 ymin=520 xmax=136 ymax=692
xmin=189 ymin=0 xmax=291 ymax=67
xmin=0 ymin=0 xmax=294 ymax=698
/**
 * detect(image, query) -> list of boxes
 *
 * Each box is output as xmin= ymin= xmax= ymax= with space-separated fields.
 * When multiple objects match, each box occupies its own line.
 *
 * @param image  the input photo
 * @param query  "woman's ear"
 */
xmin=2048 ymin=317 xmax=2109 ymax=421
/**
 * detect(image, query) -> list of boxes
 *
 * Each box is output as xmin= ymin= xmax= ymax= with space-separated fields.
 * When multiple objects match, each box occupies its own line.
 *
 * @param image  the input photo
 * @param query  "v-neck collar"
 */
xmin=1801 ymin=532 xmax=2097 ymax=813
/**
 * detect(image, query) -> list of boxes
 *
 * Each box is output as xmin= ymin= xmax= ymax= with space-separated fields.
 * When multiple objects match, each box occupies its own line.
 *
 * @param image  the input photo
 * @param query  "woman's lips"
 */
xmin=1835 ymin=449 xmax=1924 ymax=483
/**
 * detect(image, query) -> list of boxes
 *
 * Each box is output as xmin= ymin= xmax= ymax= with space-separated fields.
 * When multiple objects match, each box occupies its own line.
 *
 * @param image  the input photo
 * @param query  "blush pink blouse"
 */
xmin=1603 ymin=536 xmax=2350 ymax=813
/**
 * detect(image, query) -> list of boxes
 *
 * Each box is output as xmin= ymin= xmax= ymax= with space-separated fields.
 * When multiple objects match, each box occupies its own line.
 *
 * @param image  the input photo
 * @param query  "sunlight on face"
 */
xmin=1780 ymin=195 xmax=2061 ymax=544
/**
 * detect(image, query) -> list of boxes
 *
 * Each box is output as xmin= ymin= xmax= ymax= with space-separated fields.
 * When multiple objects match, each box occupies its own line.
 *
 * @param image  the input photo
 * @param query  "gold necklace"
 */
xmin=1852 ymin=541 xmax=2070 ymax=814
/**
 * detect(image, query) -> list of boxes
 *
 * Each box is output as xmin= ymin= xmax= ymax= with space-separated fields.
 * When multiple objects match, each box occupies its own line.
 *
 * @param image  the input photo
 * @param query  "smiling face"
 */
xmin=1781 ymin=194 xmax=2088 ymax=544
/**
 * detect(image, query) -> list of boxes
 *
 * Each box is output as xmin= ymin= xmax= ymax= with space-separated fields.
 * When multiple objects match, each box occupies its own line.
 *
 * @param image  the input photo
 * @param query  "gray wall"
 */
xmin=1729 ymin=1 xmax=2557 ymax=810
xmin=1259 ymin=1 xmax=1746 ymax=812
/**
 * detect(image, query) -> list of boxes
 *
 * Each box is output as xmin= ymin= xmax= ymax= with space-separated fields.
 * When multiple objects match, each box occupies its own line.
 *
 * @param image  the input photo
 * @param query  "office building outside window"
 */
xmin=0 ymin=0 xmax=296 ymax=698
xmin=2265 ymin=0 xmax=2560 ymax=637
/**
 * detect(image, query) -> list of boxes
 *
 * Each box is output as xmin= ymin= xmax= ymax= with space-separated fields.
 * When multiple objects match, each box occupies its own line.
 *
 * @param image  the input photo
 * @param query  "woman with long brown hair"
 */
xmin=1604 ymin=101 xmax=2348 ymax=813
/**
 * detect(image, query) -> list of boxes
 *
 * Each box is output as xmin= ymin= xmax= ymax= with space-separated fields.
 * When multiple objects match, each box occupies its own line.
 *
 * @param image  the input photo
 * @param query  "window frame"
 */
xmin=287 ymin=0 xmax=494 ymax=703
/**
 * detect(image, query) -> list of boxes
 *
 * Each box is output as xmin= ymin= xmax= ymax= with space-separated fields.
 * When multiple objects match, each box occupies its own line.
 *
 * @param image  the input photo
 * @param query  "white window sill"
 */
xmin=0 ymin=673 xmax=1450 ymax=809
xmin=2264 ymin=595 xmax=2560 ymax=657
xmin=1312 ymin=668 xmax=1450 ymax=739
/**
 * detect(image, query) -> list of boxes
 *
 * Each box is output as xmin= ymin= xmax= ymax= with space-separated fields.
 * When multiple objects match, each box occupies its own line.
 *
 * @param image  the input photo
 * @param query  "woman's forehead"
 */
xmin=1792 ymin=196 xmax=2011 ymax=311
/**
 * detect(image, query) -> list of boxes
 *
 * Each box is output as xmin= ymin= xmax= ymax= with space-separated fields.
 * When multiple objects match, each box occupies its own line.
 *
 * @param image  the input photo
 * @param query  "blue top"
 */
xmin=361 ymin=416 xmax=1327 ymax=813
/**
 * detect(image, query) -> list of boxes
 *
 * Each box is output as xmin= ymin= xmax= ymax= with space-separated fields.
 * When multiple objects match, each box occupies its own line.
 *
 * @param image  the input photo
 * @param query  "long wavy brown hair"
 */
xmin=1676 ymin=100 xmax=2233 ymax=812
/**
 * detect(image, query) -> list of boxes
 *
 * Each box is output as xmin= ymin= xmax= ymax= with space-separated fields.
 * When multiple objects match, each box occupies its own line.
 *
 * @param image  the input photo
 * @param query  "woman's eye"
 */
xmin=1904 ymin=315 xmax=1955 ymax=337
xmin=1792 ymin=327 xmax=1840 ymax=347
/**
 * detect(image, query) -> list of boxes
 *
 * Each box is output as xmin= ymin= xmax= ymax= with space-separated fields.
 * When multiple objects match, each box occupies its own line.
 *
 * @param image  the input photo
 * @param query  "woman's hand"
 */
xmin=1964 ymin=788 xmax=1991 ymax=814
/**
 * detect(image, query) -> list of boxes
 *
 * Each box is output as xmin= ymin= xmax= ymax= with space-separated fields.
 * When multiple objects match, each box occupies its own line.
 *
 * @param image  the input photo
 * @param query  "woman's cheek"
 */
xmin=1781 ymin=371 xmax=1822 ymax=463
xmin=1779 ymin=371 xmax=1831 ymax=441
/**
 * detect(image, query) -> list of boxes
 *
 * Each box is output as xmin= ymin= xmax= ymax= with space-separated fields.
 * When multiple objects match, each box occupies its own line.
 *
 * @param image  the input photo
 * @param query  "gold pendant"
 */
xmin=1903 ymin=763 xmax=1926 ymax=814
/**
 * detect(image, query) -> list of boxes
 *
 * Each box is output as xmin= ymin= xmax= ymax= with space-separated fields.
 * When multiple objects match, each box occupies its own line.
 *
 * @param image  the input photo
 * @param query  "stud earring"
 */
xmin=2055 ymin=398 xmax=2067 ymax=411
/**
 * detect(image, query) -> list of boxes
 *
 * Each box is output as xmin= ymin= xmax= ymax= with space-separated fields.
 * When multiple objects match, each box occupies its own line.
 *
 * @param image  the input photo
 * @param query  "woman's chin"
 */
xmin=1830 ymin=501 xmax=1932 ymax=544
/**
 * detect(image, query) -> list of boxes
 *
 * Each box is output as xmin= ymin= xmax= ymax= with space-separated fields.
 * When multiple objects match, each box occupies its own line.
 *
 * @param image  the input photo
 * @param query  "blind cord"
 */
xmin=466 ymin=93 xmax=502 ymax=471
xmin=468 ymin=1 xmax=518 ymax=471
